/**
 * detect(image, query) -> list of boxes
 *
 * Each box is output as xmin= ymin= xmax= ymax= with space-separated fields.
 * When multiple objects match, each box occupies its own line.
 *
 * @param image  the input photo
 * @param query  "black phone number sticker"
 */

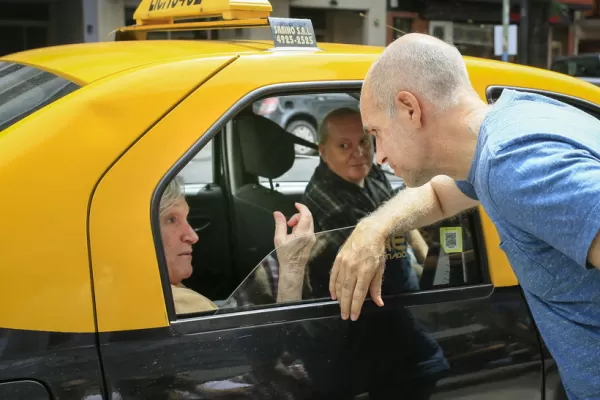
xmin=275 ymin=34 xmax=315 ymax=46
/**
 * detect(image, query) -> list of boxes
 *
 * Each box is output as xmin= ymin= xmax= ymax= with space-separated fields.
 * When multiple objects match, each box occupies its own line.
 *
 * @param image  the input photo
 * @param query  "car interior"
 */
xmin=176 ymin=90 xmax=485 ymax=308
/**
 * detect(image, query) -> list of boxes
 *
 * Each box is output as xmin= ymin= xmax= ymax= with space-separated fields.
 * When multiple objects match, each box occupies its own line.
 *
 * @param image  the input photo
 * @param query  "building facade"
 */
xmin=1 ymin=0 xmax=598 ymax=66
xmin=0 ymin=0 xmax=389 ymax=57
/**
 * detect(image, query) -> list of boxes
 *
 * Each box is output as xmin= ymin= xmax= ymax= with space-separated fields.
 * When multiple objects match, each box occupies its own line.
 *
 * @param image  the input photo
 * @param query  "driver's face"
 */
xmin=160 ymin=197 xmax=198 ymax=285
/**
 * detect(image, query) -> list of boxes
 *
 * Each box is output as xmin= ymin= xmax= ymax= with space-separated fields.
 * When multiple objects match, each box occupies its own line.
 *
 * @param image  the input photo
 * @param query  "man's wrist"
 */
xmin=358 ymin=215 xmax=391 ymax=244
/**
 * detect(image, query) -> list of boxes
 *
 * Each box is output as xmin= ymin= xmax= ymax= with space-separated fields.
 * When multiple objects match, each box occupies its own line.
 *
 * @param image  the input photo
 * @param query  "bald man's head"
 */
xmin=363 ymin=33 xmax=471 ymax=115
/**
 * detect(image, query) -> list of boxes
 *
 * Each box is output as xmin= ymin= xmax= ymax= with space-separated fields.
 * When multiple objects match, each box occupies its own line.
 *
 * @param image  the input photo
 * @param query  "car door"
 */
xmin=90 ymin=53 xmax=544 ymax=399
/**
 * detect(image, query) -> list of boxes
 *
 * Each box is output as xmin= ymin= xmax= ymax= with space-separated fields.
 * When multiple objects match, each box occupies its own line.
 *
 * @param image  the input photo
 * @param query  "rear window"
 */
xmin=0 ymin=62 xmax=79 ymax=132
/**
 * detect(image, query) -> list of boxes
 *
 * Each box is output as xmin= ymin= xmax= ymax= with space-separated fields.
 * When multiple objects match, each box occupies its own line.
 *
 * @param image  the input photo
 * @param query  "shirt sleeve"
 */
xmin=487 ymin=139 xmax=600 ymax=269
xmin=455 ymin=180 xmax=478 ymax=200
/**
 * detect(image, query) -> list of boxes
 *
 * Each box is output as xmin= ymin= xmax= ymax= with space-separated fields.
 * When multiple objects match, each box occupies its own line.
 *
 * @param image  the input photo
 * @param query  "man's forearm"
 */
xmin=361 ymin=175 xmax=478 ymax=242
xmin=362 ymin=181 xmax=445 ymax=241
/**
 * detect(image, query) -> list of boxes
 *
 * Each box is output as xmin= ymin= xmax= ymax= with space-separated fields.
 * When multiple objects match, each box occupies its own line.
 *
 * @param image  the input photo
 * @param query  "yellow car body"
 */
xmin=0 ymin=2 xmax=598 ymax=398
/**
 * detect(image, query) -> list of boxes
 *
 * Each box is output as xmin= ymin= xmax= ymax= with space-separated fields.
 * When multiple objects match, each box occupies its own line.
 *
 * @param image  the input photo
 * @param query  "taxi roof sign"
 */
xmin=133 ymin=0 xmax=272 ymax=25
xmin=116 ymin=0 xmax=318 ymax=50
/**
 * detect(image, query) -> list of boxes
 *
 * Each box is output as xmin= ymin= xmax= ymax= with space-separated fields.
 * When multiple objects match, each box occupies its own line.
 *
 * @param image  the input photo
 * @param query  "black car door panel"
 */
xmin=99 ymin=284 xmax=542 ymax=400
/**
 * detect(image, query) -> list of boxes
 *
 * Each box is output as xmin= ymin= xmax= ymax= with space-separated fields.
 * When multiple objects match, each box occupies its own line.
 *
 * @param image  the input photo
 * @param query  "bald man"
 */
xmin=330 ymin=33 xmax=600 ymax=400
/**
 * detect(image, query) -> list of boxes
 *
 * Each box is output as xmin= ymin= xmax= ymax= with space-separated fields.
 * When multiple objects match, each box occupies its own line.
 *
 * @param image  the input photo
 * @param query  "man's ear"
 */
xmin=319 ymin=144 xmax=326 ymax=159
xmin=395 ymin=91 xmax=422 ymax=129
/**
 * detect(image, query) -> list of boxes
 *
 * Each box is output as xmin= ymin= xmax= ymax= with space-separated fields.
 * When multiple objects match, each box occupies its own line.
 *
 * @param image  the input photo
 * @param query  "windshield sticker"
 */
xmin=440 ymin=226 xmax=463 ymax=254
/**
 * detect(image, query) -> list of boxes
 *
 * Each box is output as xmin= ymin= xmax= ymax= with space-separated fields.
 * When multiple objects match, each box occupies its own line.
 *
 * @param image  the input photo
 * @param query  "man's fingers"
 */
xmin=329 ymin=255 xmax=341 ymax=300
xmin=369 ymin=265 xmax=385 ymax=308
xmin=293 ymin=202 xmax=313 ymax=233
xmin=273 ymin=211 xmax=287 ymax=248
xmin=339 ymin=273 xmax=357 ymax=320
xmin=287 ymin=213 xmax=300 ymax=227
xmin=350 ymin=277 xmax=370 ymax=321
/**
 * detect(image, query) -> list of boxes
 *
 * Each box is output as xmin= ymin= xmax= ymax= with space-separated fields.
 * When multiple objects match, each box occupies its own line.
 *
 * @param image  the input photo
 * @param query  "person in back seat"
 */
xmin=303 ymin=107 xmax=429 ymax=296
xmin=160 ymin=176 xmax=316 ymax=315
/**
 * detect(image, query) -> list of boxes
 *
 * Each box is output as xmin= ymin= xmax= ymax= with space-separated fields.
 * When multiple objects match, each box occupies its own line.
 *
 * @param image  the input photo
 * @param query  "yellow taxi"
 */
xmin=1 ymin=0 xmax=598 ymax=398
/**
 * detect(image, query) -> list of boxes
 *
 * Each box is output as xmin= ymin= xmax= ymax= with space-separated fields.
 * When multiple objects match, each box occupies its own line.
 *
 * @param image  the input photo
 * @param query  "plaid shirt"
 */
xmin=303 ymin=160 xmax=402 ymax=241
xmin=302 ymin=160 xmax=419 ymax=297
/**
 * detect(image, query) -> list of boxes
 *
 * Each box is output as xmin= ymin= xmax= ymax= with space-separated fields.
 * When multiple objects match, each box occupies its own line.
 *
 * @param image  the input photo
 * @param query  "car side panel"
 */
xmin=0 ymin=56 xmax=238 ymax=399
xmin=97 ymin=287 xmax=543 ymax=399
xmin=0 ymin=330 xmax=103 ymax=399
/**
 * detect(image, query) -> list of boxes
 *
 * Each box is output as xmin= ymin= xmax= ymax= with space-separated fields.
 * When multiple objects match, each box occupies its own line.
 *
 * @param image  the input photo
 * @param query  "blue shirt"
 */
xmin=456 ymin=89 xmax=600 ymax=400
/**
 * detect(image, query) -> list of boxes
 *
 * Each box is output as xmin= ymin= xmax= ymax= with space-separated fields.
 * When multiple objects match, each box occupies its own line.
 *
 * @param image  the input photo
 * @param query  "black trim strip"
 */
xmin=486 ymin=85 xmax=600 ymax=116
xmin=170 ymin=284 xmax=494 ymax=335
xmin=470 ymin=209 xmax=492 ymax=285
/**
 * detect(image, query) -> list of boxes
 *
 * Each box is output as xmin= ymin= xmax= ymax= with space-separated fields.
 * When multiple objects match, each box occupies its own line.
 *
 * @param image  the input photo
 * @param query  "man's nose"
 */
xmin=183 ymin=223 xmax=199 ymax=244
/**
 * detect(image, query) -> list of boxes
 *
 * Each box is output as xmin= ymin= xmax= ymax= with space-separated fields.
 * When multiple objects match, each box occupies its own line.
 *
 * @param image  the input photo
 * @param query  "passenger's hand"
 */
xmin=329 ymin=219 xmax=388 ymax=321
xmin=274 ymin=203 xmax=316 ymax=269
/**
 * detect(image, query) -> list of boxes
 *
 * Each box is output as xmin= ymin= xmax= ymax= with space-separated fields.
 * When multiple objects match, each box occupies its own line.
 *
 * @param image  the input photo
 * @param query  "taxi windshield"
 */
xmin=0 ymin=62 xmax=79 ymax=132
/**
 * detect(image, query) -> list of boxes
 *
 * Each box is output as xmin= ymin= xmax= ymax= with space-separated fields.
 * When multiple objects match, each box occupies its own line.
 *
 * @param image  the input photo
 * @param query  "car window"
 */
xmin=252 ymin=93 xmax=403 ymax=186
xmin=0 ymin=62 xmax=79 ymax=132
xmin=156 ymin=89 xmax=487 ymax=320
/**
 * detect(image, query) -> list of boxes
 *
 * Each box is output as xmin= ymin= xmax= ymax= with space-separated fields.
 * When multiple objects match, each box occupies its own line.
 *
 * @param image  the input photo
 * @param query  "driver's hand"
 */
xmin=329 ymin=220 xmax=387 ymax=321
xmin=273 ymin=203 xmax=316 ymax=269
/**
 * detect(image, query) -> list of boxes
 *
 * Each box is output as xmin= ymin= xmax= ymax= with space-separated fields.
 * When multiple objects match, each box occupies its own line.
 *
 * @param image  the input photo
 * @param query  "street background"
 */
xmin=2 ymin=0 xmax=600 ymax=70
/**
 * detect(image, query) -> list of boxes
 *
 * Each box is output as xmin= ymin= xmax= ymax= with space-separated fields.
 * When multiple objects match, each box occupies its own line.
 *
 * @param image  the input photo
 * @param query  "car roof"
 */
xmin=0 ymin=40 xmax=384 ymax=85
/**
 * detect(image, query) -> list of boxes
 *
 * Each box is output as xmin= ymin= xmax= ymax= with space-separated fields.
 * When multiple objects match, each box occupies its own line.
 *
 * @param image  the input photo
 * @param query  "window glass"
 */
xmin=252 ymin=93 xmax=403 ymax=185
xmin=179 ymin=143 xmax=213 ymax=185
xmin=0 ymin=62 xmax=79 ymax=132
xmin=156 ymin=90 xmax=486 ymax=319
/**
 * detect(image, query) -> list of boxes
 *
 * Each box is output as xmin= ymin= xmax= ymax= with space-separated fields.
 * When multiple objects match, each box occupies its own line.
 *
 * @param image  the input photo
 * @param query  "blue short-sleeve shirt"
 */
xmin=456 ymin=89 xmax=600 ymax=400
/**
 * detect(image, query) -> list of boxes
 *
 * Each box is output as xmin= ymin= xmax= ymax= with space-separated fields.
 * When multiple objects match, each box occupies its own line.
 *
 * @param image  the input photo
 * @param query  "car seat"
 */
xmin=231 ymin=112 xmax=299 ymax=281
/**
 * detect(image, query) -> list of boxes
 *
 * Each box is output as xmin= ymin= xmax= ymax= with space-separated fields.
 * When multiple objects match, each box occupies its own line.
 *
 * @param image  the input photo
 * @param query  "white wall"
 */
xmin=328 ymin=10 xmax=362 ymax=44
xmin=97 ymin=0 xmax=125 ymax=41
xmin=289 ymin=0 xmax=386 ymax=46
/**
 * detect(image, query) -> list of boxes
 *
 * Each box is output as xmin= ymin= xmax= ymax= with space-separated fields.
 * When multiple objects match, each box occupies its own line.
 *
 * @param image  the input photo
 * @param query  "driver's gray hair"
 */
xmin=318 ymin=106 xmax=361 ymax=145
xmin=366 ymin=34 xmax=471 ymax=116
xmin=160 ymin=176 xmax=185 ymax=216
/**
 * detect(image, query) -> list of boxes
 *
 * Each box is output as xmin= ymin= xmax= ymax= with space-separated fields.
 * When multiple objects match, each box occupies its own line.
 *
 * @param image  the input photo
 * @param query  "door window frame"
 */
xmin=152 ymin=80 xmax=493 ymax=334
xmin=486 ymin=85 xmax=600 ymax=118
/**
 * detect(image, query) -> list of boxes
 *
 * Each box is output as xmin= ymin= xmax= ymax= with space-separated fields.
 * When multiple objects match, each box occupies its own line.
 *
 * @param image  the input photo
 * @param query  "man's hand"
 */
xmin=274 ymin=203 xmax=316 ymax=303
xmin=328 ymin=176 xmax=479 ymax=321
xmin=274 ymin=203 xmax=316 ymax=271
xmin=329 ymin=219 xmax=388 ymax=321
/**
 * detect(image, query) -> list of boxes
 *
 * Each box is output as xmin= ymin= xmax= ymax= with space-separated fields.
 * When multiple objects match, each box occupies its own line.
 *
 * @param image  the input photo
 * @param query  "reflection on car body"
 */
xmin=0 ymin=0 xmax=597 ymax=399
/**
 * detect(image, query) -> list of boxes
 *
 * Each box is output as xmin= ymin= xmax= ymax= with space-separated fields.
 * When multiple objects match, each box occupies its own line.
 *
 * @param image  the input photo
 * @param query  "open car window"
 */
xmin=216 ymin=215 xmax=482 ymax=314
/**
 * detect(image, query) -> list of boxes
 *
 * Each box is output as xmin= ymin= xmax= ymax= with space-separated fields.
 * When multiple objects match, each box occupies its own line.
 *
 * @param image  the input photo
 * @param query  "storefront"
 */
xmin=0 ymin=0 xmax=82 ymax=57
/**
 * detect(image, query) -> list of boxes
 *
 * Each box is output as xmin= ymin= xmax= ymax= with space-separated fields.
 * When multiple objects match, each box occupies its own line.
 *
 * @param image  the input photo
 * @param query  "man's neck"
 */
xmin=432 ymin=97 xmax=490 ymax=181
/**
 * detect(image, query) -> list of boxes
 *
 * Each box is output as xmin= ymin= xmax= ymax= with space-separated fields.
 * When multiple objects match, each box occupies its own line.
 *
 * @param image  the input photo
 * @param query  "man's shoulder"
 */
xmin=484 ymin=90 xmax=600 ymax=156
